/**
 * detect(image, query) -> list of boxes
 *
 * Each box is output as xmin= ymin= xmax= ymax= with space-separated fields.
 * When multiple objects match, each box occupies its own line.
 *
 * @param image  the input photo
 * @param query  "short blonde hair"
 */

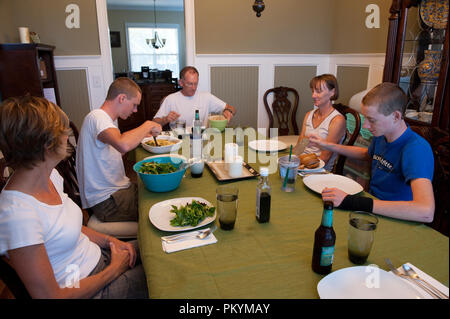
xmin=309 ymin=74 xmax=339 ymax=101
xmin=0 ymin=96 xmax=70 ymax=169
xmin=106 ymin=77 xmax=141 ymax=101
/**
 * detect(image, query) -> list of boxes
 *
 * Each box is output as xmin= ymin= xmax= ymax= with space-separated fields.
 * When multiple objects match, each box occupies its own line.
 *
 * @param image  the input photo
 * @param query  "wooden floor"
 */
xmin=0 ymin=154 xmax=137 ymax=299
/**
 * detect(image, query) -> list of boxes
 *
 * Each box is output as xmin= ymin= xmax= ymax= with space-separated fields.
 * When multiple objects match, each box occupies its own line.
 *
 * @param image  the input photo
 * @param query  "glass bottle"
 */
xmin=311 ymin=201 xmax=336 ymax=275
xmin=256 ymin=167 xmax=271 ymax=223
xmin=192 ymin=109 xmax=202 ymax=158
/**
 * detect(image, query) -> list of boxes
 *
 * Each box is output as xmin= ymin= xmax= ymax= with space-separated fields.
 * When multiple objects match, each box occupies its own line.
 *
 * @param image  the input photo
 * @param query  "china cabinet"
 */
xmin=383 ymin=0 xmax=448 ymax=130
xmin=383 ymin=0 xmax=449 ymax=235
xmin=0 ymin=43 xmax=60 ymax=106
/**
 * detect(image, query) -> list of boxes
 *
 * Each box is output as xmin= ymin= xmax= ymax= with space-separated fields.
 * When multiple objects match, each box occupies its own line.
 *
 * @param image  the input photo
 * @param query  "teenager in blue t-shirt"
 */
xmin=308 ymin=82 xmax=435 ymax=223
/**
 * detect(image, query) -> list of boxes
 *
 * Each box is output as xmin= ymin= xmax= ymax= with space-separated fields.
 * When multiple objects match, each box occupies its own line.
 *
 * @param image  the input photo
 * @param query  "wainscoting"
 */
xmin=195 ymin=53 xmax=385 ymax=136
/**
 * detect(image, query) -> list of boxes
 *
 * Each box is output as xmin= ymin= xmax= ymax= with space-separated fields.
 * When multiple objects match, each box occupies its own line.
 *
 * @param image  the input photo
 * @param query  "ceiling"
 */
xmin=107 ymin=0 xmax=184 ymax=11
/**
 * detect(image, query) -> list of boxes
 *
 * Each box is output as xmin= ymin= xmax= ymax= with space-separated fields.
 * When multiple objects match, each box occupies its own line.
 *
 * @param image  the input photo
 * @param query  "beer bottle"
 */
xmin=256 ymin=167 xmax=271 ymax=223
xmin=312 ymin=201 xmax=336 ymax=275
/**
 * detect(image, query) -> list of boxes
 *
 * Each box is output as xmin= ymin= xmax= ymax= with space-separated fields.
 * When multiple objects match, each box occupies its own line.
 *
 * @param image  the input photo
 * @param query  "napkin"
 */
xmin=394 ymin=262 xmax=449 ymax=299
xmin=161 ymin=233 xmax=217 ymax=253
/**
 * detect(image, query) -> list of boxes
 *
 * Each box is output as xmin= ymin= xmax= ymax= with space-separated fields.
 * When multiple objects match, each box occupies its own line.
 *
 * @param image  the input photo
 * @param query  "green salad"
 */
xmin=138 ymin=161 xmax=177 ymax=174
xmin=170 ymin=200 xmax=216 ymax=227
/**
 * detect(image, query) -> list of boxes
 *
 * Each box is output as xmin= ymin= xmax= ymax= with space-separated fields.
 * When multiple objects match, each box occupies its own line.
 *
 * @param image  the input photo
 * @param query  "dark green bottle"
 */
xmin=312 ymin=201 xmax=336 ymax=275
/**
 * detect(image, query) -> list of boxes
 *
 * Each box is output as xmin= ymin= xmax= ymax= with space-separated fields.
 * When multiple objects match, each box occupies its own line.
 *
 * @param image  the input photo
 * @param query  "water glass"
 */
xmin=190 ymin=157 xmax=204 ymax=178
xmin=348 ymin=211 xmax=378 ymax=264
xmin=171 ymin=119 xmax=186 ymax=137
xmin=216 ymin=186 xmax=239 ymax=230
xmin=278 ymin=155 xmax=300 ymax=192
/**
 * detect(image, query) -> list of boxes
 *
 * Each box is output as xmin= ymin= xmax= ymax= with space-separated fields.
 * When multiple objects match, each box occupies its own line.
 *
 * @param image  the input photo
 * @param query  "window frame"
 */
xmin=125 ymin=22 xmax=181 ymax=74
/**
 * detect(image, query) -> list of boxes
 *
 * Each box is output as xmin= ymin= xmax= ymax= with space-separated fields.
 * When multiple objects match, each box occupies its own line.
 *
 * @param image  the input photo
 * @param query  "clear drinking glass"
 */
xmin=348 ymin=211 xmax=378 ymax=264
xmin=278 ymin=155 xmax=300 ymax=192
xmin=216 ymin=186 xmax=239 ymax=230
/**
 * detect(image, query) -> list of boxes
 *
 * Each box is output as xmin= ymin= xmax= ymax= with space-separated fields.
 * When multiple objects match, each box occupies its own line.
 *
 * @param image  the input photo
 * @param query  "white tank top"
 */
xmin=304 ymin=107 xmax=345 ymax=171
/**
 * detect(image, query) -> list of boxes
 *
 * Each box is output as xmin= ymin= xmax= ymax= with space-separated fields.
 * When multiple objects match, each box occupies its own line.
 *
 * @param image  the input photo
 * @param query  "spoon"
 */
xmin=402 ymin=264 xmax=448 ymax=299
xmin=162 ymin=225 xmax=217 ymax=243
xmin=384 ymin=259 xmax=441 ymax=298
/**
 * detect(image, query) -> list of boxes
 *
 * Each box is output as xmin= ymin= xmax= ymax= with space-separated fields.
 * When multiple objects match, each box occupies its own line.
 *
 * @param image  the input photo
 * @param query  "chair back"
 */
xmin=332 ymin=103 xmax=362 ymax=175
xmin=0 ymin=257 xmax=31 ymax=299
xmin=263 ymin=87 xmax=300 ymax=137
xmin=1 ymin=157 xmax=9 ymax=191
xmin=410 ymin=126 xmax=449 ymax=236
xmin=55 ymin=121 xmax=81 ymax=207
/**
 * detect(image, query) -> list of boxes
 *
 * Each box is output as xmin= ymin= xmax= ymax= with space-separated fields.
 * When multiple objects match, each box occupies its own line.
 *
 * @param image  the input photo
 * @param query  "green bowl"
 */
xmin=209 ymin=117 xmax=227 ymax=132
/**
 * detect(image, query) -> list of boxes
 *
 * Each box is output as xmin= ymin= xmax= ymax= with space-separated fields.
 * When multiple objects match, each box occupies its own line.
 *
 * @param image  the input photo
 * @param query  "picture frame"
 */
xmin=110 ymin=31 xmax=121 ymax=48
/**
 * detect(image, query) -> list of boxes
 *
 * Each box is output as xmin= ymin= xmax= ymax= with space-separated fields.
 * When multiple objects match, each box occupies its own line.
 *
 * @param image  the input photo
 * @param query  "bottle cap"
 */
xmin=260 ymin=167 xmax=269 ymax=176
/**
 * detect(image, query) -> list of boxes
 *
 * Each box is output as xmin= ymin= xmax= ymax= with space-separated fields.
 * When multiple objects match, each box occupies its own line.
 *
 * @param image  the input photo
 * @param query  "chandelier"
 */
xmin=146 ymin=0 xmax=166 ymax=49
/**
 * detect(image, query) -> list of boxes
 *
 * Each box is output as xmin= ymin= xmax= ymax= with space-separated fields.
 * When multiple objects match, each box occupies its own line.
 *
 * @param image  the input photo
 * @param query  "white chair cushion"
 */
xmin=87 ymin=215 xmax=138 ymax=239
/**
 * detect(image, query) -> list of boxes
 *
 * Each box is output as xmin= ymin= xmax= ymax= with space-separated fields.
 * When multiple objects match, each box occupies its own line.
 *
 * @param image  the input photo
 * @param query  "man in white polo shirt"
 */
xmin=153 ymin=66 xmax=237 ymax=127
xmin=76 ymin=77 xmax=162 ymax=222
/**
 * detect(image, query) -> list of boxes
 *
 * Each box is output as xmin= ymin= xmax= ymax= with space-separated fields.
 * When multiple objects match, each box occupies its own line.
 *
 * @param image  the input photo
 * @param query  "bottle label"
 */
xmin=321 ymin=209 xmax=333 ymax=227
xmin=320 ymin=246 xmax=335 ymax=266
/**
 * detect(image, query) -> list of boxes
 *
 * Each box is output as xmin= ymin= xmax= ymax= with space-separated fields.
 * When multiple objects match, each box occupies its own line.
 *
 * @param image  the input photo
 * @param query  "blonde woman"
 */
xmin=296 ymin=74 xmax=346 ymax=171
xmin=0 ymin=96 xmax=147 ymax=298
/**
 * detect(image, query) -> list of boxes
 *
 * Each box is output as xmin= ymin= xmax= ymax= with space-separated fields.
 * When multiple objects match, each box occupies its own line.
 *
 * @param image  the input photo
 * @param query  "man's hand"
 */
xmin=223 ymin=109 xmax=233 ymax=122
xmin=165 ymin=111 xmax=180 ymax=124
xmin=321 ymin=187 xmax=348 ymax=207
xmin=147 ymin=121 xmax=162 ymax=137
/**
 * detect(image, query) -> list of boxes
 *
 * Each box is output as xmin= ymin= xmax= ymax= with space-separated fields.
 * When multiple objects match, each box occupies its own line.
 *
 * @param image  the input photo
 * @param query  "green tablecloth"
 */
xmin=135 ymin=141 xmax=449 ymax=299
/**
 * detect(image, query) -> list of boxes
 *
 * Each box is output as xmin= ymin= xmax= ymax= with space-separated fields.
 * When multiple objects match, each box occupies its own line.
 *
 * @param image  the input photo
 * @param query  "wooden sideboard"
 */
xmin=118 ymin=81 xmax=179 ymax=132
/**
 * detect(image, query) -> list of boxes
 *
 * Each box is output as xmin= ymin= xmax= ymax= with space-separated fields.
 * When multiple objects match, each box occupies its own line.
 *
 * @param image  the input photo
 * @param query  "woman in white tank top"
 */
xmin=295 ymin=74 xmax=346 ymax=171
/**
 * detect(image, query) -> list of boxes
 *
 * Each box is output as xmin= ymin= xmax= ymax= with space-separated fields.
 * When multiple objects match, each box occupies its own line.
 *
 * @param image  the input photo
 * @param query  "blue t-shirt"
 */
xmin=368 ymin=127 xmax=434 ymax=201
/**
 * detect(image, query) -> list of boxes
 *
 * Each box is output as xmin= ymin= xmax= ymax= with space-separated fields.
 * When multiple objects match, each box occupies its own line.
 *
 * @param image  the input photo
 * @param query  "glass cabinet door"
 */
xmin=401 ymin=0 xmax=448 ymax=124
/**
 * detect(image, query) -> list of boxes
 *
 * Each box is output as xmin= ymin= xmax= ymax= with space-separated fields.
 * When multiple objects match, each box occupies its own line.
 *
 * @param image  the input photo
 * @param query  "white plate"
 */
xmin=317 ymin=266 xmax=427 ymax=299
xmin=148 ymin=197 xmax=216 ymax=232
xmin=270 ymin=135 xmax=300 ymax=148
xmin=298 ymin=159 xmax=325 ymax=172
xmin=303 ymin=174 xmax=363 ymax=195
xmin=248 ymin=139 xmax=287 ymax=152
xmin=141 ymin=136 xmax=182 ymax=154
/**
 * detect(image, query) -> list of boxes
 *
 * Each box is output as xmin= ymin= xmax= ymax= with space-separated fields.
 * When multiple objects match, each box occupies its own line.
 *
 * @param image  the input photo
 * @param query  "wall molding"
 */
xmin=195 ymin=53 xmax=385 ymax=130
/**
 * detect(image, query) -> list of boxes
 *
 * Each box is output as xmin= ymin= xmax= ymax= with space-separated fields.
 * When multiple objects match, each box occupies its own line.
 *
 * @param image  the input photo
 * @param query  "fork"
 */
xmin=402 ymin=264 xmax=448 ymax=299
xmin=162 ymin=225 xmax=217 ymax=243
xmin=384 ymin=258 xmax=442 ymax=299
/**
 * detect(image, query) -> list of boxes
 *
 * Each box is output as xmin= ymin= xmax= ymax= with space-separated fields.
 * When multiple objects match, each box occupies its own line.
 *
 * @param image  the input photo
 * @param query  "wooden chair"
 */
xmin=0 ymin=158 xmax=32 ymax=299
xmin=410 ymin=126 xmax=449 ymax=236
xmin=331 ymin=103 xmax=362 ymax=175
xmin=263 ymin=87 xmax=300 ymax=137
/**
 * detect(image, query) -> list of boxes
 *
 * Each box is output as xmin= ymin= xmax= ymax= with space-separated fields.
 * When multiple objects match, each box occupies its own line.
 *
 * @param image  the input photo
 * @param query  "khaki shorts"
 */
xmin=90 ymin=183 xmax=138 ymax=222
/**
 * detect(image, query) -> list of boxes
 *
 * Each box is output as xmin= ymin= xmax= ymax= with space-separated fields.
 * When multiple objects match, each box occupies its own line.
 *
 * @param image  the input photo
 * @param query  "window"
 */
xmin=127 ymin=25 xmax=179 ymax=77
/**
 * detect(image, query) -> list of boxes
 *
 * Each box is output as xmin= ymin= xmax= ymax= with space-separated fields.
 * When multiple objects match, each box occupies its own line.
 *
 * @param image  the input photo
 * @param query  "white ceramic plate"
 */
xmin=148 ymin=197 xmax=216 ymax=232
xmin=298 ymin=159 xmax=325 ymax=172
xmin=303 ymin=174 xmax=363 ymax=195
xmin=141 ymin=136 xmax=182 ymax=154
xmin=248 ymin=139 xmax=287 ymax=152
xmin=270 ymin=135 xmax=300 ymax=148
xmin=317 ymin=266 xmax=427 ymax=299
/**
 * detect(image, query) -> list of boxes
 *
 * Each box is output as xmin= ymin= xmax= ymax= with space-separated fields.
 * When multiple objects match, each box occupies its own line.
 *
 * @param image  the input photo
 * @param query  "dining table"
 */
xmin=134 ymin=132 xmax=449 ymax=299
